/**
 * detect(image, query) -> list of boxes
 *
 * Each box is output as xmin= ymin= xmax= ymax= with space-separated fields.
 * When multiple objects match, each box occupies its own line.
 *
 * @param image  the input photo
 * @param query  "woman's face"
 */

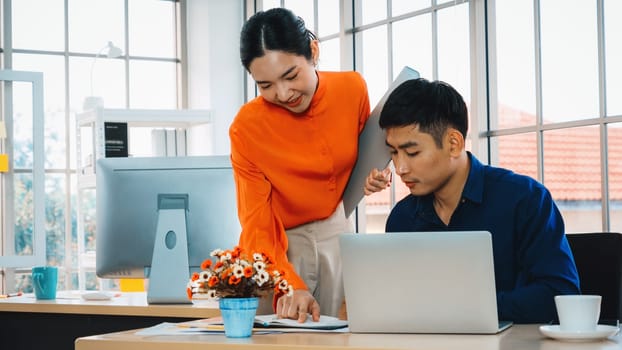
xmin=248 ymin=41 xmax=319 ymax=114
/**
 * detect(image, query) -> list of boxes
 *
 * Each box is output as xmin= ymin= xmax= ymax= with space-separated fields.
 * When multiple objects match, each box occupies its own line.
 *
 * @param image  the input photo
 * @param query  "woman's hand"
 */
xmin=276 ymin=289 xmax=320 ymax=323
xmin=364 ymin=167 xmax=392 ymax=195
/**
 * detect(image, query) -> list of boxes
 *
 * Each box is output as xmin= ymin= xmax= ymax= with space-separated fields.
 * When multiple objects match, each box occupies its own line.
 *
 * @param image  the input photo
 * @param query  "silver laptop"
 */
xmin=339 ymin=231 xmax=513 ymax=334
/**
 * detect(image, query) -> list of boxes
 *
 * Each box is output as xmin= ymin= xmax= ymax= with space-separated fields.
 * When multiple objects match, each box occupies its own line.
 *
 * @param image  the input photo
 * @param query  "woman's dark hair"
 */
xmin=379 ymin=78 xmax=468 ymax=148
xmin=240 ymin=8 xmax=317 ymax=71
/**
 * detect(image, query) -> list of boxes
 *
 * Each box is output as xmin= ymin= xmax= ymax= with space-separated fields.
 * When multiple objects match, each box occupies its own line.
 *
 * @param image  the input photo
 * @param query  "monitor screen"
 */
xmin=95 ymin=155 xmax=240 ymax=303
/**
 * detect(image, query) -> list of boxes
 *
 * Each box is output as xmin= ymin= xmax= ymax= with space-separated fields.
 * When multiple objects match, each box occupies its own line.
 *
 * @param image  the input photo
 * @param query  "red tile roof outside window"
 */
xmin=364 ymin=106 xmax=622 ymax=213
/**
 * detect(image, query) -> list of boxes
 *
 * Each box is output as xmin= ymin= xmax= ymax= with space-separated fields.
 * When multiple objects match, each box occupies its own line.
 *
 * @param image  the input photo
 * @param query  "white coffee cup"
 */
xmin=554 ymin=295 xmax=601 ymax=332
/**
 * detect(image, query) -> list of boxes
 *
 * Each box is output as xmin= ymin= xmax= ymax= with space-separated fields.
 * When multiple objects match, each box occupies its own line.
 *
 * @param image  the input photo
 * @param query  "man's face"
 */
xmin=385 ymin=124 xmax=454 ymax=196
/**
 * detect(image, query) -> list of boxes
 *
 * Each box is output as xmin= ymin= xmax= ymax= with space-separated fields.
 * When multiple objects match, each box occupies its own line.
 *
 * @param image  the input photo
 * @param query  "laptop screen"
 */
xmin=339 ymin=231 xmax=511 ymax=334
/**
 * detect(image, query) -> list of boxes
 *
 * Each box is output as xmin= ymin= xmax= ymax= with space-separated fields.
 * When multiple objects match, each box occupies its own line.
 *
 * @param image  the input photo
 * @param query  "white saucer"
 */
xmin=539 ymin=325 xmax=620 ymax=342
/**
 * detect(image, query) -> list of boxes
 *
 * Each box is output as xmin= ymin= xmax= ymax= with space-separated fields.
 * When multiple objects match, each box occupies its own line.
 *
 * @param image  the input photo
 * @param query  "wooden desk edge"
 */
xmin=0 ymin=292 xmax=220 ymax=318
xmin=76 ymin=330 xmax=363 ymax=350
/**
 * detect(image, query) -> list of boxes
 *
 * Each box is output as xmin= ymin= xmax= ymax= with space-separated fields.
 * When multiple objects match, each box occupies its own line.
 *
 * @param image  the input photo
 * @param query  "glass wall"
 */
xmin=247 ymin=0 xmax=620 ymax=234
xmin=353 ymin=0 xmax=471 ymax=232
xmin=1 ymin=0 xmax=181 ymax=292
xmin=248 ymin=0 xmax=472 ymax=233
xmin=489 ymin=0 xmax=621 ymax=233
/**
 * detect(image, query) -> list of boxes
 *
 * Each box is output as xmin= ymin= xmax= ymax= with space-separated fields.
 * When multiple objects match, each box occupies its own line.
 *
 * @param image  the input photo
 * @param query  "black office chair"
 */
xmin=566 ymin=232 xmax=622 ymax=325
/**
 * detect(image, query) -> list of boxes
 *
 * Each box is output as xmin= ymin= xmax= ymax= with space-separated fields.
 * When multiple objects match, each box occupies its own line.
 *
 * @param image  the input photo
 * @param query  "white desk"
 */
xmin=75 ymin=324 xmax=622 ymax=350
xmin=0 ymin=291 xmax=218 ymax=349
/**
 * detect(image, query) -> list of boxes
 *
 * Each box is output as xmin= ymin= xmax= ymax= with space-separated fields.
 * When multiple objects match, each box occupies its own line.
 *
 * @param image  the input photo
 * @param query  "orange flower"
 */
xmin=186 ymin=287 xmax=193 ymax=299
xmin=214 ymin=261 xmax=224 ymax=270
xmin=208 ymin=275 xmax=219 ymax=287
xmin=263 ymin=253 xmax=274 ymax=264
xmin=243 ymin=266 xmax=254 ymax=278
xmin=191 ymin=272 xmax=200 ymax=281
xmin=231 ymin=246 xmax=242 ymax=259
xmin=200 ymin=259 xmax=212 ymax=270
xmin=228 ymin=275 xmax=241 ymax=285
xmin=221 ymin=268 xmax=232 ymax=280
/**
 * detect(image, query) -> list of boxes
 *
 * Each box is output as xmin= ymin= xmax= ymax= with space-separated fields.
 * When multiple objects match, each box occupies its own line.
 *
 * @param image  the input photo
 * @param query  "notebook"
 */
xmin=339 ymin=231 xmax=513 ymax=334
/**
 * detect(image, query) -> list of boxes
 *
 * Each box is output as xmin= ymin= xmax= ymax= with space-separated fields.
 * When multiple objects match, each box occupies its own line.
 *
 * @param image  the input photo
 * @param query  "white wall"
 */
xmin=186 ymin=0 xmax=245 ymax=155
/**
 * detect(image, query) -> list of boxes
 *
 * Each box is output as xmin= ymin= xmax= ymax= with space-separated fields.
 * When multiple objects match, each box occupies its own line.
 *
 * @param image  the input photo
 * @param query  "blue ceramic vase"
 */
xmin=219 ymin=297 xmax=259 ymax=338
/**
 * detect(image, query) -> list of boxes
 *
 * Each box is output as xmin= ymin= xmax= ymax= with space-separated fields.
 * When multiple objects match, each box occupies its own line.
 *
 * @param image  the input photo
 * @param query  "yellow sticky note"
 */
xmin=119 ymin=278 xmax=145 ymax=292
xmin=0 ymin=154 xmax=8 ymax=172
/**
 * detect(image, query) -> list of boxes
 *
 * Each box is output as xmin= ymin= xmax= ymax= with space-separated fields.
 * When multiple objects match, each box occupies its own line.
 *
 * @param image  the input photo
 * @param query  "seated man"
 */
xmin=365 ymin=78 xmax=580 ymax=323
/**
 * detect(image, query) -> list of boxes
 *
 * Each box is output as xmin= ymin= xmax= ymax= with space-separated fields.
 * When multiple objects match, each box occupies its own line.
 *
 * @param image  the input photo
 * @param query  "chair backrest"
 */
xmin=566 ymin=232 xmax=622 ymax=324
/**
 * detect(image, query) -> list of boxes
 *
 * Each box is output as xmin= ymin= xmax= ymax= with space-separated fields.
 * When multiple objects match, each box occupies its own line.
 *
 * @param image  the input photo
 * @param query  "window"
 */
xmin=352 ymin=0 xmax=471 ymax=232
xmin=1 ymin=0 xmax=181 ymax=293
xmin=489 ymin=0 xmax=621 ymax=233
xmin=245 ymin=0 xmax=620 ymax=235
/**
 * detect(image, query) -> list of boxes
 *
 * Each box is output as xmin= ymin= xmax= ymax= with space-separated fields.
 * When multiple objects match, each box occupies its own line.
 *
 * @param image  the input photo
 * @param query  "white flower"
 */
xmin=210 ymin=248 xmax=223 ymax=257
xmin=272 ymin=270 xmax=283 ymax=283
xmin=253 ymin=253 xmax=263 ymax=261
xmin=198 ymin=271 xmax=210 ymax=281
xmin=253 ymin=261 xmax=266 ymax=272
xmin=207 ymin=289 xmax=218 ymax=299
xmin=220 ymin=252 xmax=232 ymax=262
xmin=232 ymin=263 xmax=245 ymax=278
xmin=253 ymin=270 xmax=270 ymax=286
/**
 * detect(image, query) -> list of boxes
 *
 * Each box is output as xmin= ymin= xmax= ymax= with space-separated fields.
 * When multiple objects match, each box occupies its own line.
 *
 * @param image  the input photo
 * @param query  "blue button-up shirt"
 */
xmin=385 ymin=152 xmax=580 ymax=323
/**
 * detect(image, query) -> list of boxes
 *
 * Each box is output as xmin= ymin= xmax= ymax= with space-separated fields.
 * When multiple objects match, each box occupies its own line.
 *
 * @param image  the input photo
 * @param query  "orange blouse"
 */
xmin=229 ymin=71 xmax=370 ymax=290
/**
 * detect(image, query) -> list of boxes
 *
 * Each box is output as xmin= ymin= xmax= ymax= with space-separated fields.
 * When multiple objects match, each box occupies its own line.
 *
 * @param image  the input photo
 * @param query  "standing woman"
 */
xmin=229 ymin=8 xmax=370 ymax=322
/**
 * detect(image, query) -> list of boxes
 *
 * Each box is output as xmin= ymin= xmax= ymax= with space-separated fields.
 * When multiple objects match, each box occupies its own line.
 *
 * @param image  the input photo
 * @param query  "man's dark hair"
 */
xmin=240 ymin=8 xmax=317 ymax=71
xmin=379 ymin=78 xmax=468 ymax=148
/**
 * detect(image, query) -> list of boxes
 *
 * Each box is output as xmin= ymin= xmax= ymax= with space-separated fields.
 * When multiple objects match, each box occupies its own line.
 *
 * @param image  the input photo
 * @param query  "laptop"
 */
xmin=339 ymin=231 xmax=513 ymax=334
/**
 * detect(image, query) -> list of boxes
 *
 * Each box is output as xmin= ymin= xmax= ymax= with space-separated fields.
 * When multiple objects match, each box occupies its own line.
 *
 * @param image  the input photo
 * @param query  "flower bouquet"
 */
xmin=186 ymin=246 xmax=293 ymax=338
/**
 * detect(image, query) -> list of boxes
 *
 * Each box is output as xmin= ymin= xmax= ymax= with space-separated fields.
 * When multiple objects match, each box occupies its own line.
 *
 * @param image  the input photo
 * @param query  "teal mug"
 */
xmin=32 ymin=266 xmax=58 ymax=300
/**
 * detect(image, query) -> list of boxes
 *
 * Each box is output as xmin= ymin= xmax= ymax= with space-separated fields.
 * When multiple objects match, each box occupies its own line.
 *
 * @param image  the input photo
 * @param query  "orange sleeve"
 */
xmin=229 ymin=125 xmax=307 ymax=291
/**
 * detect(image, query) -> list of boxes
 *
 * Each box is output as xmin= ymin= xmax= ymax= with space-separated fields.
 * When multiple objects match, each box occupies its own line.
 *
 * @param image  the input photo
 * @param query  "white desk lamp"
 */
xmin=83 ymin=41 xmax=123 ymax=111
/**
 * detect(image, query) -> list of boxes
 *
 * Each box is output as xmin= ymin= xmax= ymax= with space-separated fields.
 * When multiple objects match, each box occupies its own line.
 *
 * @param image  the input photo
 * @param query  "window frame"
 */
xmin=0 ymin=70 xmax=45 ymax=268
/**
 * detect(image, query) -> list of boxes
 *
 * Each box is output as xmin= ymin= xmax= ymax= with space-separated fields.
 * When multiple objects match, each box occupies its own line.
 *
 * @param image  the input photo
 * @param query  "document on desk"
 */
xmin=135 ymin=315 xmax=348 ymax=336
xmin=254 ymin=314 xmax=348 ymax=330
xmin=135 ymin=322 xmax=226 ymax=336
xmin=342 ymin=66 xmax=420 ymax=216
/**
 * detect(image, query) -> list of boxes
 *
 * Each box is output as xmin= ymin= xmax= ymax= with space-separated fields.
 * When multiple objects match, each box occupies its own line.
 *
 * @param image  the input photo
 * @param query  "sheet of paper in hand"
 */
xmin=342 ymin=66 xmax=420 ymax=217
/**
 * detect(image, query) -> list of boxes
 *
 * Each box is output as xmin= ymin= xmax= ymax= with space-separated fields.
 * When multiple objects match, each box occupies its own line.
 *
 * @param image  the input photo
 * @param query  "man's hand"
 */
xmin=364 ymin=167 xmax=392 ymax=195
xmin=276 ymin=289 xmax=320 ymax=323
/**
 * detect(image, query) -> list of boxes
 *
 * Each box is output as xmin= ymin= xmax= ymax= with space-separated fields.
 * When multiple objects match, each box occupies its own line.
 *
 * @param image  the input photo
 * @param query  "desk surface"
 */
xmin=0 ymin=291 xmax=219 ymax=318
xmin=75 ymin=324 xmax=622 ymax=350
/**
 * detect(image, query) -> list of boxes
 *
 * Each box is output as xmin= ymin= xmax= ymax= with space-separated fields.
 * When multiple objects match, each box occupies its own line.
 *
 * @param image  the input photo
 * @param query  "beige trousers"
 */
xmin=285 ymin=202 xmax=352 ymax=317
xmin=256 ymin=202 xmax=352 ymax=317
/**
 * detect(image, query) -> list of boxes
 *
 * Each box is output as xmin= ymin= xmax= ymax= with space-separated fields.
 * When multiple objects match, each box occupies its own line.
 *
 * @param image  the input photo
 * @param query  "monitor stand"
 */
xmin=147 ymin=194 xmax=192 ymax=304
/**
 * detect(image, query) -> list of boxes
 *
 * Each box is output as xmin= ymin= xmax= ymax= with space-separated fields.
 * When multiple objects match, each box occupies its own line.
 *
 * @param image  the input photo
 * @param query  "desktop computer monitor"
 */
xmin=95 ymin=155 xmax=241 ymax=303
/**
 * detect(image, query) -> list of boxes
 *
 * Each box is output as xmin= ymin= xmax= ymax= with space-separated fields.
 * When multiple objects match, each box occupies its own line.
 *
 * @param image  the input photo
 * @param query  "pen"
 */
xmin=177 ymin=324 xmax=225 ymax=331
xmin=0 ymin=292 xmax=23 ymax=298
